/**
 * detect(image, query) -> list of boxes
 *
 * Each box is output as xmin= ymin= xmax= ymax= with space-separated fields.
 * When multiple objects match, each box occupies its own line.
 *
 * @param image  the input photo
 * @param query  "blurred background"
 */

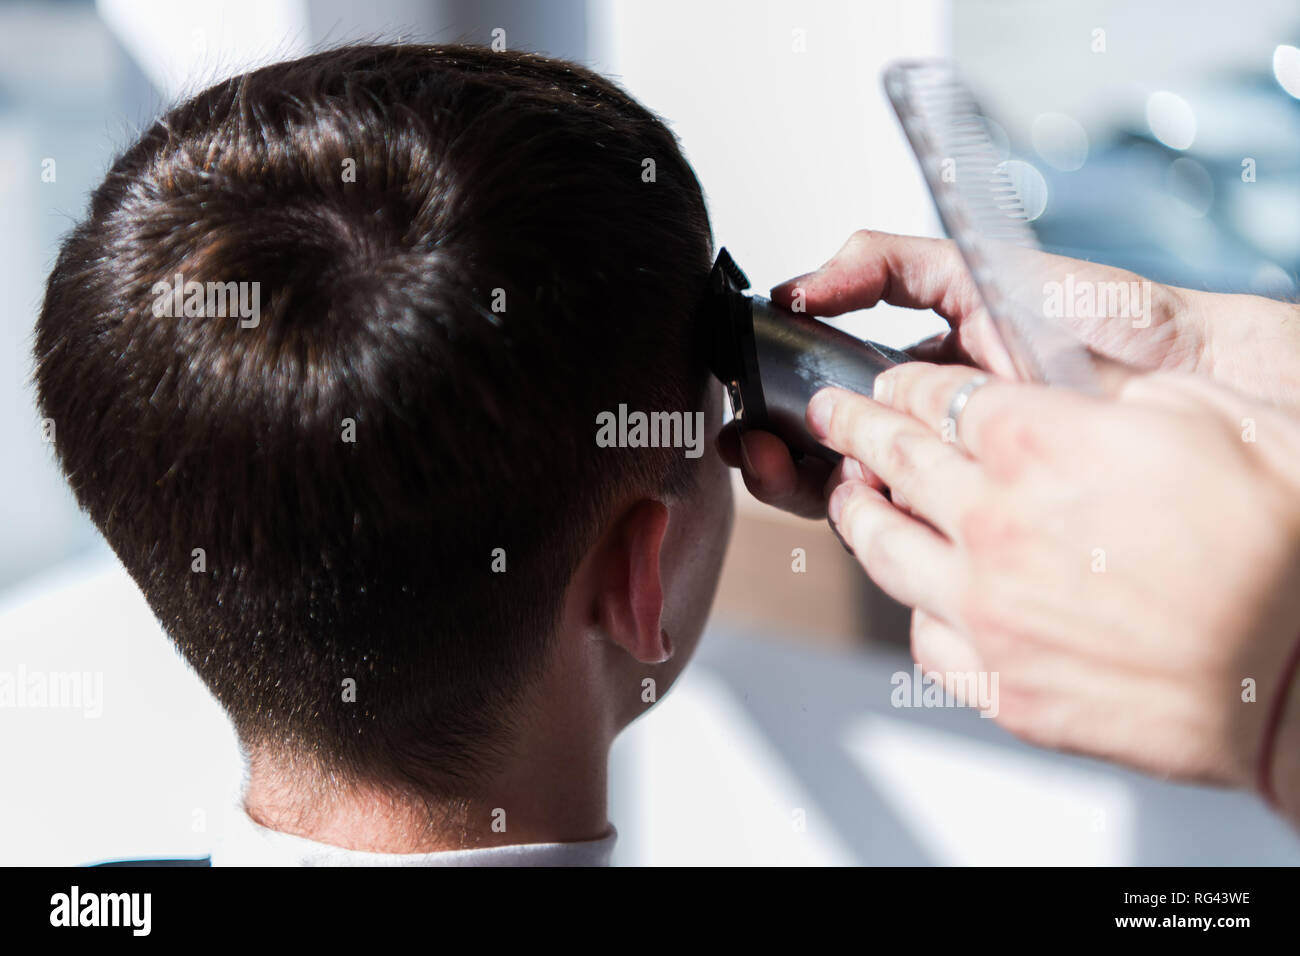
xmin=2 ymin=0 xmax=1299 ymax=864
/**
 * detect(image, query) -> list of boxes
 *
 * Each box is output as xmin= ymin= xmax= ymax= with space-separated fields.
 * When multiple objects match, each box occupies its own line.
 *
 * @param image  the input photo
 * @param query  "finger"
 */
xmin=716 ymin=419 xmax=743 ymax=468
xmin=868 ymin=364 xmax=1098 ymax=471
xmin=809 ymin=387 xmax=986 ymax=536
xmin=833 ymin=455 xmax=884 ymax=490
xmin=1089 ymin=353 xmax=1143 ymax=397
xmin=903 ymin=331 xmax=1009 ymax=380
xmin=770 ymin=231 xmax=983 ymax=321
xmin=944 ymin=379 xmax=1098 ymax=465
xmin=871 ymin=362 xmax=1000 ymax=435
xmin=910 ymin=610 xmax=998 ymax=716
xmin=736 ymin=429 xmax=833 ymax=520
xmin=907 ymin=331 xmax=948 ymax=353
xmin=910 ymin=609 xmax=985 ymax=682
xmin=828 ymin=481 xmax=965 ymax=621
xmin=824 ymin=459 xmax=884 ymax=537
xmin=904 ymin=332 xmax=961 ymax=364
xmin=724 ymin=422 xmax=879 ymax=498
xmin=769 ymin=231 xmax=1020 ymax=377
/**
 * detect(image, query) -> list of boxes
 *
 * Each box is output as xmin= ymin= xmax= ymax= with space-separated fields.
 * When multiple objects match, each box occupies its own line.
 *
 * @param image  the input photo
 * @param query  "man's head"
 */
xmin=34 ymin=44 xmax=732 ymax=802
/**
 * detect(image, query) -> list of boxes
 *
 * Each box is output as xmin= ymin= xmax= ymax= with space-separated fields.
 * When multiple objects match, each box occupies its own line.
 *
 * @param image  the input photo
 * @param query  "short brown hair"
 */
xmin=34 ymin=44 xmax=713 ymax=796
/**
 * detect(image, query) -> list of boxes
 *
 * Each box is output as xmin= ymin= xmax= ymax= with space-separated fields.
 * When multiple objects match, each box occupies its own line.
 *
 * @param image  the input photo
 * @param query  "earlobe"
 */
xmin=593 ymin=499 xmax=672 ymax=664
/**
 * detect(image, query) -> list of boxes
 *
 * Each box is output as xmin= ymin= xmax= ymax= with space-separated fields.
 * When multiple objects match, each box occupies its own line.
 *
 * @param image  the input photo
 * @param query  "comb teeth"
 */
xmin=884 ymin=60 xmax=1097 ymax=392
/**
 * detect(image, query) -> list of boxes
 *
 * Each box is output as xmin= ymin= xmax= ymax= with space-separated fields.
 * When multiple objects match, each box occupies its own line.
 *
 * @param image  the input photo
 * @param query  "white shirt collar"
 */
xmin=207 ymin=800 xmax=616 ymax=867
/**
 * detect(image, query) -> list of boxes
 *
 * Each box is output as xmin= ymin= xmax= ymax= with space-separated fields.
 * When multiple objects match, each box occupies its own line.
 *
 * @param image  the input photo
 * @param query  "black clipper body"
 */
xmin=702 ymin=247 xmax=911 ymax=462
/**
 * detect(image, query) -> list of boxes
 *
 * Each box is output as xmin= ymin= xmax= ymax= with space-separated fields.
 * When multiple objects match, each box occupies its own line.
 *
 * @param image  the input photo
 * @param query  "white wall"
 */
xmin=587 ymin=0 xmax=951 ymax=349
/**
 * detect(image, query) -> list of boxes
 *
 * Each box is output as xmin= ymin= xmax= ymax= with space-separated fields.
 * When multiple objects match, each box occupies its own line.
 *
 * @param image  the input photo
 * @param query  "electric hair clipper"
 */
xmin=701 ymin=247 xmax=911 ymax=462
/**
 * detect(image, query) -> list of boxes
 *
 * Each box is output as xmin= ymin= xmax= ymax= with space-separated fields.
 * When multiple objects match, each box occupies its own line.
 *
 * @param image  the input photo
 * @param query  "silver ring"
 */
xmin=945 ymin=375 xmax=989 ymax=450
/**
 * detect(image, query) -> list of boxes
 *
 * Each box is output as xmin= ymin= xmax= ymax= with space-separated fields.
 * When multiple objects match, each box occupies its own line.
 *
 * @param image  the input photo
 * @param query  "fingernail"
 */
xmin=807 ymin=389 xmax=835 ymax=439
xmin=738 ymin=431 xmax=756 ymax=473
xmin=837 ymin=481 xmax=857 ymax=528
xmin=841 ymin=456 xmax=865 ymax=483
xmin=873 ymin=371 xmax=893 ymax=405
xmin=828 ymin=482 xmax=850 ymax=525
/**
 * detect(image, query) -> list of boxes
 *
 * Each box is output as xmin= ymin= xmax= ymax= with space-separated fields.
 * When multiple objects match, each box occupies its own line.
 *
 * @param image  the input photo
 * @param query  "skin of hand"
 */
xmin=717 ymin=229 xmax=1300 ymax=514
xmin=713 ymin=229 xmax=1300 ymax=821
xmin=775 ymin=229 xmax=1300 ymax=407
xmin=807 ymin=364 xmax=1300 ymax=823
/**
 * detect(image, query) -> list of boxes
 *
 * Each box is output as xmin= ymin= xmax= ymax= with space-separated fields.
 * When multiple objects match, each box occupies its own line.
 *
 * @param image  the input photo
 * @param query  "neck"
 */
xmin=243 ymin=688 xmax=615 ymax=854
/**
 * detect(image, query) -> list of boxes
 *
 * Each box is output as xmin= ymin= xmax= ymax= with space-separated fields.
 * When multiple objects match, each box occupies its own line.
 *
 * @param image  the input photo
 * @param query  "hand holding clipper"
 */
xmin=700 ymin=247 xmax=910 ymax=462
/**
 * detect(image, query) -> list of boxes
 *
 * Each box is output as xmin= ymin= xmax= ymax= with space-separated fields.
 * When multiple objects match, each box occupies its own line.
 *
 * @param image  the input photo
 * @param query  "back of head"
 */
xmin=34 ymin=43 xmax=713 ymax=797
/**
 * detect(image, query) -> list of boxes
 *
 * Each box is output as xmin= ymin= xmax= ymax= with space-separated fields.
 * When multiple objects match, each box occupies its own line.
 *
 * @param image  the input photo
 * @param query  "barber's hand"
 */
xmin=811 ymin=361 xmax=1300 ymax=818
xmin=770 ymin=230 xmax=1194 ymax=380
xmin=720 ymin=229 xmax=1300 ymax=516
xmin=715 ymin=422 xmax=837 ymax=520
xmin=773 ymin=229 xmax=1300 ymax=406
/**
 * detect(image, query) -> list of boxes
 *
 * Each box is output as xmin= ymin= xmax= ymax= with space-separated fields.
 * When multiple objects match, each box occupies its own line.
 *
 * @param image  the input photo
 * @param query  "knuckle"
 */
xmin=958 ymin=503 xmax=1022 ymax=554
xmin=958 ymin=586 xmax=998 ymax=641
xmin=920 ymin=371 xmax=951 ymax=421
xmin=881 ymin=429 xmax=923 ymax=480
xmin=926 ymin=370 xmax=966 ymax=424
xmin=878 ymin=362 xmax=936 ymax=413
xmin=956 ymin=580 xmax=1022 ymax=659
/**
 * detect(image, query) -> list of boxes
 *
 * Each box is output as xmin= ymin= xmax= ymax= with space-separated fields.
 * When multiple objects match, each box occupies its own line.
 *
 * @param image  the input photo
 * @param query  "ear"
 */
xmin=591 ymin=498 xmax=673 ymax=664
